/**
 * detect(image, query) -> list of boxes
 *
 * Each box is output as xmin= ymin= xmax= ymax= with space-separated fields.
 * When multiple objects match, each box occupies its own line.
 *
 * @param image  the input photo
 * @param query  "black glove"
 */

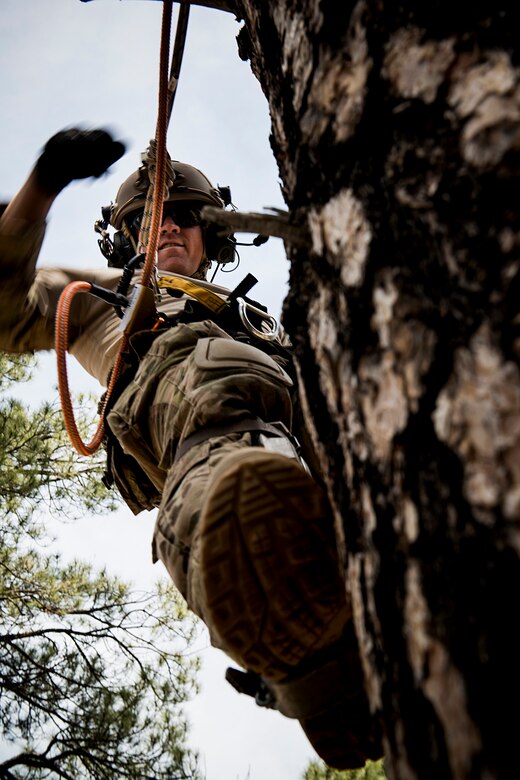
xmin=35 ymin=128 xmax=126 ymax=194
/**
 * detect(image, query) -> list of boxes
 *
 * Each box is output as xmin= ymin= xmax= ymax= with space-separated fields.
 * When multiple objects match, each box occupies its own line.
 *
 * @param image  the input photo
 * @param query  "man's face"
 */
xmin=156 ymin=204 xmax=204 ymax=276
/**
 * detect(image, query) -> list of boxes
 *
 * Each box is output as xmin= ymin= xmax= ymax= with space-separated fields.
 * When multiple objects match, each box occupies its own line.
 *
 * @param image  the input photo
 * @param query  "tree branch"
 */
xmin=201 ymin=205 xmax=310 ymax=248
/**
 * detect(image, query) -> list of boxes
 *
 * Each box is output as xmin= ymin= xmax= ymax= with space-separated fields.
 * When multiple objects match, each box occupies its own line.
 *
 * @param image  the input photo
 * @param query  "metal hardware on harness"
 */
xmin=225 ymin=667 xmax=278 ymax=711
xmin=256 ymin=420 xmax=311 ymax=474
xmin=258 ymin=431 xmax=305 ymax=467
xmin=236 ymin=296 xmax=279 ymax=342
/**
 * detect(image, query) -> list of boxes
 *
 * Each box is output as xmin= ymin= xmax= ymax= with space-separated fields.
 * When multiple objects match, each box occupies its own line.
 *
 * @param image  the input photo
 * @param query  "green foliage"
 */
xmin=0 ymin=354 xmax=201 ymax=779
xmin=302 ymin=759 xmax=387 ymax=780
xmin=0 ymin=354 xmax=117 ymax=529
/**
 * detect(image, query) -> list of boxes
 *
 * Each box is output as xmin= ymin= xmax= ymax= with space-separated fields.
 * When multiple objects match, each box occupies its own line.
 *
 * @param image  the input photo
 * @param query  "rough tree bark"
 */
xmin=232 ymin=2 xmax=520 ymax=779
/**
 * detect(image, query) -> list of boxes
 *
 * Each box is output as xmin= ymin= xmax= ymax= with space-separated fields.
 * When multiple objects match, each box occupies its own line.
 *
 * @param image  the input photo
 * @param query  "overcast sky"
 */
xmin=1 ymin=1 xmax=318 ymax=778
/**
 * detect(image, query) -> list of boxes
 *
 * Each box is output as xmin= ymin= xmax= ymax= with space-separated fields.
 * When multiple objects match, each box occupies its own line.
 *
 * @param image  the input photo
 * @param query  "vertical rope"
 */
xmin=136 ymin=2 xmax=189 ymax=258
xmin=138 ymin=0 xmax=173 ymax=290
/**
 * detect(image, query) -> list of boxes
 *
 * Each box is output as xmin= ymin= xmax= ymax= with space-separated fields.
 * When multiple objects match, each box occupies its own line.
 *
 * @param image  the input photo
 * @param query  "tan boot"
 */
xmin=197 ymin=448 xmax=382 ymax=768
xmin=199 ymin=448 xmax=348 ymax=677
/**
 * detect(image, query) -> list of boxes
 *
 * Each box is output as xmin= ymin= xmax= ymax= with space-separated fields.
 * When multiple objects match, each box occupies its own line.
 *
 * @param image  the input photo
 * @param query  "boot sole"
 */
xmin=199 ymin=449 xmax=350 ymax=682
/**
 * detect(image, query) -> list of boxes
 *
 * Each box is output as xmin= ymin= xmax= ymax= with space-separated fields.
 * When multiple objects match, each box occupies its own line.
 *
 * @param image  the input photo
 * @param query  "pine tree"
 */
xmin=234 ymin=4 xmax=520 ymax=776
xmin=0 ymin=354 xmax=201 ymax=779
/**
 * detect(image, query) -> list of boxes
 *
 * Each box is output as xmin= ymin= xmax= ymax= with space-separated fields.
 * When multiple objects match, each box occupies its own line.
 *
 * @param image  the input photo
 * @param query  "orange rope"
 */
xmin=141 ymin=0 xmax=172 ymax=289
xmin=55 ymin=281 xmax=130 ymax=456
xmin=55 ymin=0 xmax=173 ymax=456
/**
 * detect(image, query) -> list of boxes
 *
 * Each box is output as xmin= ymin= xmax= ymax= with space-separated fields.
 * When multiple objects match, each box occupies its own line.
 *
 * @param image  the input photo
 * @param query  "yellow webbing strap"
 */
xmin=157 ymin=275 xmax=227 ymax=313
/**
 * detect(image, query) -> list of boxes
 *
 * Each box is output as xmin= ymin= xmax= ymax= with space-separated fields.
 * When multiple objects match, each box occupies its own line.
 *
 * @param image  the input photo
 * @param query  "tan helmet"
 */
xmin=109 ymin=160 xmax=225 ymax=230
xmin=98 ymin=159 xmax=236 ymax=272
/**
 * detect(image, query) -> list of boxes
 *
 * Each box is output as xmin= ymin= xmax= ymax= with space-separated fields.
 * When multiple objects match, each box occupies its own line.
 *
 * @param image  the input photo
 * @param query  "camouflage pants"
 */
xmin=107 ymin=320 xmax=294 ymax=623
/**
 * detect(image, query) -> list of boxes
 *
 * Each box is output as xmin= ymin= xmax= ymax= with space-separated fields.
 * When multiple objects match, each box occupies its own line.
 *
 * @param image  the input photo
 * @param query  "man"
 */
xmin=0 ymin=128 xmax=382 ymax=769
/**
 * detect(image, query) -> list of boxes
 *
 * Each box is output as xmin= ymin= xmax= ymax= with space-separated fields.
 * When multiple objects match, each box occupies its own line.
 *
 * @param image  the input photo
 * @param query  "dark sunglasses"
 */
xmin=129 ymin=204 xmax=203 ymax=234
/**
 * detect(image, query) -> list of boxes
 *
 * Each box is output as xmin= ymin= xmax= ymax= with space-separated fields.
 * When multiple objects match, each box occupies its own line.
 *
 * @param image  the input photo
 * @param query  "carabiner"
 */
xmin=236 ymin=297 xmax=280 ymax=342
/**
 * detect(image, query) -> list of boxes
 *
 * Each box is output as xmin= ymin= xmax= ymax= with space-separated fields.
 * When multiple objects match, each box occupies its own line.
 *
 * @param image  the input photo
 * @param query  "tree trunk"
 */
xmin=233 ymin=2 xmax=520 ymax=778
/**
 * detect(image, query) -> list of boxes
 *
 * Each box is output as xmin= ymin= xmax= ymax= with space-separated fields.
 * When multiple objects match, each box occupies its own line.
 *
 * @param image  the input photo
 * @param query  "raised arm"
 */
xmin=0 ymin=128 xmax=125 ymax=354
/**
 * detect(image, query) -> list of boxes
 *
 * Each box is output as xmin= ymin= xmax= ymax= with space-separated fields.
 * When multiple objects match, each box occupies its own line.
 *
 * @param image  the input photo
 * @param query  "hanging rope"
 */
xmin=136 ymin=2 xmax=189 ymax=257
xmin=138 ymin=0 xmax=174 ymax=288
xmin=55 ymin=281 xmax=126 ymax=455
xmin=55 ymin=0 xmax=188 ymax=456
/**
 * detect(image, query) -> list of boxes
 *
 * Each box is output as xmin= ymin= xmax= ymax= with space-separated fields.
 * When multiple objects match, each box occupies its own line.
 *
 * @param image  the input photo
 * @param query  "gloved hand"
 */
xmin=35 ymin=128 xmax=126 ymax=194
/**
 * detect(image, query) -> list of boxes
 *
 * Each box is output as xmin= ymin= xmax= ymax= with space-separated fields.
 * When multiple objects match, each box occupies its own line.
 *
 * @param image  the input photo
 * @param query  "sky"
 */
xmin=1 ymin=1 xmax=319 ymax=778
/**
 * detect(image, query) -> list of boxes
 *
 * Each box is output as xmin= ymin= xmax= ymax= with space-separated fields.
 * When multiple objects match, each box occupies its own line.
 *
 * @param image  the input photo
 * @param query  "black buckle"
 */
xmin=225 ymin=667 xmax=277 ymax=710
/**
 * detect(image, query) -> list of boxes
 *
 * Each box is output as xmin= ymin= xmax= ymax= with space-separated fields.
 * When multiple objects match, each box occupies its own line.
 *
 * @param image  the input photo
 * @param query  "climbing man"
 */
xmin=0 ymin=128 xmax=382 ymax=769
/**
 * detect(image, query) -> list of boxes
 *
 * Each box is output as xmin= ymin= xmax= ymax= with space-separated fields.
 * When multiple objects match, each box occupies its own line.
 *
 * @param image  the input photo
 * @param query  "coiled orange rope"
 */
xmin=55 ymin=281 xmax=129 ymax=455
xmin=55 ymin=0 xmax=175 ymax=456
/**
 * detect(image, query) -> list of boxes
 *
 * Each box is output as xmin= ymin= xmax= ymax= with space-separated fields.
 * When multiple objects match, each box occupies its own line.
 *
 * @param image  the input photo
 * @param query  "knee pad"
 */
xmin=193 ymin=336 xmax=293 ymax=387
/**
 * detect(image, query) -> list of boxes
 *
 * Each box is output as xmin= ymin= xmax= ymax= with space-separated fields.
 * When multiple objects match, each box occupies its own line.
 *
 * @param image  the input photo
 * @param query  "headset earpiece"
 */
xmin=205 ymin=228 xmax=237 ymax=266
xmin=215 ymin=236 xmax=237 ymax=265
xmin=107 ymin=231 xmax=134 ymax=268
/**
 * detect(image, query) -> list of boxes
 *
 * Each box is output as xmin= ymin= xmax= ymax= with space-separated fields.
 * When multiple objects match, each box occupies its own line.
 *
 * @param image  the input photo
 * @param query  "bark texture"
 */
xmin=233 ymin=2 xmax=520 ymax=779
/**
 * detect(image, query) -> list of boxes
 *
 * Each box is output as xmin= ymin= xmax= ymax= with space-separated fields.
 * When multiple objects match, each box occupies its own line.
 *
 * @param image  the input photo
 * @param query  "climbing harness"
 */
xmin=55 ymin=0 xmax=187 ymax=456
xmin=155 ymin=273 xmax=280 ymax=341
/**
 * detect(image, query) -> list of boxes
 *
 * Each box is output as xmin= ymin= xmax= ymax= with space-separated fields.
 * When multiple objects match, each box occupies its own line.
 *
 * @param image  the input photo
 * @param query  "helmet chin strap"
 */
xmin=122 ymin=221 xmax=138 ymax=256
xmin=192 ymin=257 xmax=211 ymax=281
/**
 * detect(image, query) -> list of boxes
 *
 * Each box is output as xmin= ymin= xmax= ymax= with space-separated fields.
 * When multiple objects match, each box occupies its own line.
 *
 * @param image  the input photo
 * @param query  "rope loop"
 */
xmin=136 ymin=140 xmax=174 ymax=255
xmin=55 ymin=281 xmax=129 ymax=456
